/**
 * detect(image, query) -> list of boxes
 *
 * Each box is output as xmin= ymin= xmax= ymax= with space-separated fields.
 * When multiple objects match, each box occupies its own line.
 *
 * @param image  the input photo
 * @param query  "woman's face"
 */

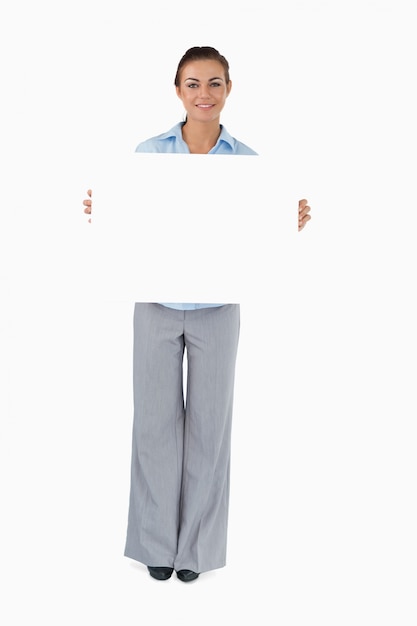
xmin=176 ymin=59 xmax=232 ymax=123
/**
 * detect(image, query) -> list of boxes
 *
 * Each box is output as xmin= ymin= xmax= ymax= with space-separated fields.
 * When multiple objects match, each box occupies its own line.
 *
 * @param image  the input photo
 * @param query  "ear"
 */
xmin=226 ymin=80 xmax=232 ymax=97
xmin=176 ymin=85 xmax=182 ymax=100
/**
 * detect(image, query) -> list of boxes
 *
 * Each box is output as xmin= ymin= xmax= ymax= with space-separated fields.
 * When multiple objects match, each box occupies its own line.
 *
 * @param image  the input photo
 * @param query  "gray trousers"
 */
xmin=124 ymin=303 xmax=240 ymax=573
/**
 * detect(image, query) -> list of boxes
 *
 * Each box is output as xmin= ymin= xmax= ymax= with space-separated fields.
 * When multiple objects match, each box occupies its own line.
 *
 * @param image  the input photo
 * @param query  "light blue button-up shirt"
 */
xmin=135 ymin=122 xmax=257 ymax=310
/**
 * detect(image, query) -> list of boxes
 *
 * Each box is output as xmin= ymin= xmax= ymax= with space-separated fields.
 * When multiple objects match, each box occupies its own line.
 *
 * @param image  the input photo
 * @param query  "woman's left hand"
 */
xmin=298 ymin=199 xmax=311 ymax=231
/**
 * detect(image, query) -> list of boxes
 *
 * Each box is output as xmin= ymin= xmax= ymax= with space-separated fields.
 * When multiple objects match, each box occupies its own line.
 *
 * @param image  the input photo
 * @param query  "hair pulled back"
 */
xmin=174 ymin=46 xmax=230 ymax=86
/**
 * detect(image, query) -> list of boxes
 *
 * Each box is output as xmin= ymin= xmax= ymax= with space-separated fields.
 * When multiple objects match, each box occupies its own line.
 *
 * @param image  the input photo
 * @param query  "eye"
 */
xmin=187 ymin=83 xmax=199 ymax=88
xmin=210 ymin=82 xmax=221 ymax=87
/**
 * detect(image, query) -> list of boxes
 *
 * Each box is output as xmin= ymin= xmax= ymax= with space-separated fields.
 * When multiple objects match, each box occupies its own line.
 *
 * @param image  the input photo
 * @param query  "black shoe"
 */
xmin=148 ymin=566 xmax=174 ymax=580
xmin=176 ymin=569 xmax=199 ymax=582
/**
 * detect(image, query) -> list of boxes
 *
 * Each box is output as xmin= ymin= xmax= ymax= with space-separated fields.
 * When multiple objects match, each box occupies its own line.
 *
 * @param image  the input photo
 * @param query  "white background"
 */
xmin=1 ymin=1 xmax=416 ymax=624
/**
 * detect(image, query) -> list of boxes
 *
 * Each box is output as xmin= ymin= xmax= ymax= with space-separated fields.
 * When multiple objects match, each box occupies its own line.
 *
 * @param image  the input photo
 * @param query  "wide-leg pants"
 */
xmin=124 ymin=303 xmax=240 ymax=573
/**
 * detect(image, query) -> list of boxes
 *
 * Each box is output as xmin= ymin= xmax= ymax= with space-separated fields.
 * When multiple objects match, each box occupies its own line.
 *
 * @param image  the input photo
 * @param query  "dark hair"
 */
xmin=174 ymin=46 xmax=230 ymax=86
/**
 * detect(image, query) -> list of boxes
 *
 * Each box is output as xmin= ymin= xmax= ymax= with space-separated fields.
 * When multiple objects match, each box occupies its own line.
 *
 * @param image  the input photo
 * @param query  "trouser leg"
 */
xmin=174 ymin=304 xmax=240 ymax=573
xmin=124 ymin=303 xmax=185 ymax=566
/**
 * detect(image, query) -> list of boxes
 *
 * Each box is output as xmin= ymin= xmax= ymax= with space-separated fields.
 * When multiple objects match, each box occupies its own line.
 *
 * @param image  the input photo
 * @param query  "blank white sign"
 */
xmin=91 ymin=154 xmax=299 ymax=302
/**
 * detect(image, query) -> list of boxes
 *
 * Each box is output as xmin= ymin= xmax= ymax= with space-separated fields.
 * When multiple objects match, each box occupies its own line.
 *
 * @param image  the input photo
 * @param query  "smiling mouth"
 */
xmin=196 ymin=104 xmax=214 ymax=108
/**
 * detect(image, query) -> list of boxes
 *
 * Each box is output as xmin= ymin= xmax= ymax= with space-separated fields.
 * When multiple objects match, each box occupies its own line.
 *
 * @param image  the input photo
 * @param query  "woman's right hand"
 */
xmin=83 ymin=189 xmax=92 ymax=222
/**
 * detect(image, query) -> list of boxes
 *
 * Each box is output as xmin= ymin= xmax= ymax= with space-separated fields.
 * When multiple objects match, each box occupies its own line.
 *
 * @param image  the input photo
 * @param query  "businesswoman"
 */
xmin=84 ymin=46 xmax=311 ymax=583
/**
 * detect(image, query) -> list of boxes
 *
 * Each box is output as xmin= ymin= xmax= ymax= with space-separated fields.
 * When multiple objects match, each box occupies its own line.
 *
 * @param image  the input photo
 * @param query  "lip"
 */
xmin=196 ymin=104 xmax=214 ymax=109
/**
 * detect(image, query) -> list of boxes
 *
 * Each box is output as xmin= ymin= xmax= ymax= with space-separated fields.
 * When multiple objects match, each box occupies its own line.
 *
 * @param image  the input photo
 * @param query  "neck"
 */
xmin=181 ymin=119 xmax=222 ymax=154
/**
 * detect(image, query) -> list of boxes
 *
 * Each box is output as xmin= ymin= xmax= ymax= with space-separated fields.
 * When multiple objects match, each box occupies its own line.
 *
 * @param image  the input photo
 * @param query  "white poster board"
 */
xmin=91 ymin=153 xmax=298 ymax=302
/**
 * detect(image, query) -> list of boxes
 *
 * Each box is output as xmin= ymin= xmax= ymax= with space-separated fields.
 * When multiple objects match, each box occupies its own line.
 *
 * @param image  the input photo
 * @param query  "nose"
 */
xmin=198 ymin=84 xmax=210 ymax=98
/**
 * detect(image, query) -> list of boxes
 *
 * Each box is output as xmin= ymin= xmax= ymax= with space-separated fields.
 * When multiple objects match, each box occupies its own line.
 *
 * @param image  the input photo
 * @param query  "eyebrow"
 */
xmin=184 ymin=76 xmax=224 ymax=82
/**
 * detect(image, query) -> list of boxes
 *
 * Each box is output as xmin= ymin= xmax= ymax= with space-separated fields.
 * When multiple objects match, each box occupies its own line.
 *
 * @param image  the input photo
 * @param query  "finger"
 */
xmin=298 ymin=212 xmax=311 ymax=224
xmin=298 ymin=198 xmax=308 ymax=210
xmin=87 ymin=189 xmax=92 ymax=197
xmin=298 ymin=214 xmax=311 ymax=230
xmin=84 ymin=206 xmax=91 ymax=214
xmin=299 ymin=204 xmax=311 ymax=218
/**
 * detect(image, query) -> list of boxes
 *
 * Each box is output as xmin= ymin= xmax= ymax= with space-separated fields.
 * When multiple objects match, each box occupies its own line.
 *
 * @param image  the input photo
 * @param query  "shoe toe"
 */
xmin=148 ymin=566 xmax=174 ymax=580
xmin=176 ymin=569 xmax=199 ymax=582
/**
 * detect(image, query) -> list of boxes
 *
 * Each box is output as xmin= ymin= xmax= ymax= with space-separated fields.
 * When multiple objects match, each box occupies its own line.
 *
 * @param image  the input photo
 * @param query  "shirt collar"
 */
xmin=162 ymin=122 xmax=235 ymax=151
